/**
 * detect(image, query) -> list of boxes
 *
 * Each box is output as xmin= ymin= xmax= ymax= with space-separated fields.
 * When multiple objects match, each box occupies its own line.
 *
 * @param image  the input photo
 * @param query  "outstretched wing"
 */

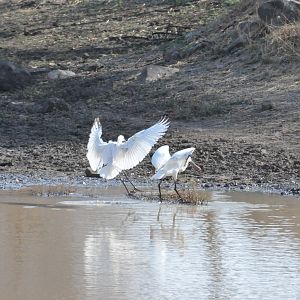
xmin=86 ymin=118 xmax=110 ymax=171
xmin=151 ymin=145 xmax=171 ymax=171
xmin=171 ymin=147 xmax=195 ymax=159
xmin=114 ymin=117 xmax=170 ymax=170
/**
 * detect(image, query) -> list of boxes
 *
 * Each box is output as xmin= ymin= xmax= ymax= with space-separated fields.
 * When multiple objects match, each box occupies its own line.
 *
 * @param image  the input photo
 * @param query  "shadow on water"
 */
xmin=0 ymin=186 xmax=299 ymax=300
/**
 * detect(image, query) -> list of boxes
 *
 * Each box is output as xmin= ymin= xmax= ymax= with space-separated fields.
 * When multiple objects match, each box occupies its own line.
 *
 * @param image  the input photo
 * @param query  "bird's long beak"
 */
xmin=190 ymin=159 xmax=204 ymax=173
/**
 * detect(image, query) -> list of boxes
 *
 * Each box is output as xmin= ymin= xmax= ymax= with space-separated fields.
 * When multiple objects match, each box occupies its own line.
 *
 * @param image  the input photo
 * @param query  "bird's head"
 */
xmin=190 ymin=159 xmax=204 ymax=173
xmin=186 ymin=147 xmax=204 ymax=173
xmin=117 ymin=135 xmax=126 ymax=144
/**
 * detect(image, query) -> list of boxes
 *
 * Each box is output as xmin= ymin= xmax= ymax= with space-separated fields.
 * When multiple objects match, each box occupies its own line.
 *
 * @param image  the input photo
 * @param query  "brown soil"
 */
xmin=0 ymin=0 xmax=299 ymax=195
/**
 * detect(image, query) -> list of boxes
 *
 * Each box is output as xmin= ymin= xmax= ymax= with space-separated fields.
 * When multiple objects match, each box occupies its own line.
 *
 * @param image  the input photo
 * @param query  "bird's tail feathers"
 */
xmin=99 ymin=164 xmax=121 ymax=180
xmin=151 ymin=169 xmax=165 ymax=180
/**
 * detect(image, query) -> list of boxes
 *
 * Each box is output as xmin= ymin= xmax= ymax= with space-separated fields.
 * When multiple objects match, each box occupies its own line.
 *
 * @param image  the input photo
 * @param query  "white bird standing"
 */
xmin=87 ymin=117 xmax=170 ymax=194
xmin=151 ymin=146 xmax=203 ymax=200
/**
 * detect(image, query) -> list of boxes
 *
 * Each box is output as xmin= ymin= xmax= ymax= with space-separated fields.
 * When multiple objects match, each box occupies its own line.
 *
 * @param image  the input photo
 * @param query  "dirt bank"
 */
xmin=0 ymin=0 xmax=299 ymax=195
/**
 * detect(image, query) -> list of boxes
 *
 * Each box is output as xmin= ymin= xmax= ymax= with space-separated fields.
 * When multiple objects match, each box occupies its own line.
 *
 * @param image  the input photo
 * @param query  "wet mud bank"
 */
xmin=0 ymin=1 xmax=299 ymax=197
xmin=0 ymin=171 xmax=298 ymax=197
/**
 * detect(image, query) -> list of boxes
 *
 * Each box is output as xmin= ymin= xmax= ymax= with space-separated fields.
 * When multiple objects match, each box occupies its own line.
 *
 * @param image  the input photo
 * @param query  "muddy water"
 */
xmin=0 ymin=187 xmax=299 ymax=300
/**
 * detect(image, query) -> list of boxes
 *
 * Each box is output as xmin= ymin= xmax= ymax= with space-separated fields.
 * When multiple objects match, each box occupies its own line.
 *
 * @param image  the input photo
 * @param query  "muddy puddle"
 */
xmin=0 ymin=186 xmax=299 ymax=300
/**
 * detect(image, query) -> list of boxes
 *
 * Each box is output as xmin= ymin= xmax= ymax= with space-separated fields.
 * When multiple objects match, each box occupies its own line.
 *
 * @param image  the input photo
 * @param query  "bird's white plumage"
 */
xmin=99 ymin=163 xmax=121 ymax=180
xmin=151 ymin=147 xmax=195 ymax=180
xmin=151 ymin=145 xmax=171 ymax=171
xmin=171 ymin=147 xmax=195 ymax=159
xmin=87 ymin=117 xmax=170 ymax=179
xmin=86 ymin=118 xmax=108 ymax=171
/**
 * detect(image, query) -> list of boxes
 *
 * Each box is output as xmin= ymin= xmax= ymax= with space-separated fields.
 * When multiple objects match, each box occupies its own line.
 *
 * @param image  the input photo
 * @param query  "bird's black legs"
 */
xmin=120 ymin=173 xmax=142 ymax=197
xmin=120 ymin=178 xmax=131 ymax=195
xmin=158 ymin=180 xmax=183 ymax=202
xmin=158 ymin=180 xmax=163 ymax=201
xmin=123 ymin=171 xmax=143 ymax=192
xmin=174 ymin=181 xmax=183 ymax=201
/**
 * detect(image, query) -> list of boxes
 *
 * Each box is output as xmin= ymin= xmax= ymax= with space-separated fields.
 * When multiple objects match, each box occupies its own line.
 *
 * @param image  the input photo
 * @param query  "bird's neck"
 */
xmin=183 ymin=157 xmax=192 ymax=171
xmin=117 ymin=135 xmax=125 ymax=144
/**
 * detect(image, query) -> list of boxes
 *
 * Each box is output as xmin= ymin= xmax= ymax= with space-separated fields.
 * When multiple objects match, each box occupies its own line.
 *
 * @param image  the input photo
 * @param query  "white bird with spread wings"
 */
xmin=87 ymin=117 xmax=170 ymax=193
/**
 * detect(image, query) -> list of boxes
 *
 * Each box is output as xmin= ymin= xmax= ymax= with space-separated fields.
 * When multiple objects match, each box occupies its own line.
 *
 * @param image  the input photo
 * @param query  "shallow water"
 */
xmin=0 ymin=186 xmax=300 ymax=300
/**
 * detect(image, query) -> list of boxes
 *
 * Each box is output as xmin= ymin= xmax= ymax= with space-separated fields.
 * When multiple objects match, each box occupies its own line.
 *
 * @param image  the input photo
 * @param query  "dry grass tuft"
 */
xmin=144 ymin=183 xmax=211 ymax=205
xmin=170 ymin=187 xmax=210 ymax=205
xmin=26 ymin=185 xmax=77 ymax=197
xmin=262 ymin=22 xmax=300 ymax=60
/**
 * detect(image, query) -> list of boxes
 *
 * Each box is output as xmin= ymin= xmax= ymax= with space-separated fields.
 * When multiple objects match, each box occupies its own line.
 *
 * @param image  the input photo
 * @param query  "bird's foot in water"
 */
xmin=177 ymin=196 xmax=184 ymax=203
xmin=127 ymin=191 xmax=139 ymax=198
xmin=128 ymin=187 xmax=143 ymax=194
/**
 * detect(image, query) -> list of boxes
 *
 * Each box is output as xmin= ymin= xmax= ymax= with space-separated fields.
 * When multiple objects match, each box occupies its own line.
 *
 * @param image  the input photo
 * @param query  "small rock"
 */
xmin=0 ymin=60 xmax=32 ymax=91
xmin=261 ymin=100 xmax=274 ymax=111
xmin=48 ymin=69 xmax=76 ymax=80
xmin=138 ymin=65 xmax=179 ymax=82
xmin=85 ymin=167 xmax=100 ymax=178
